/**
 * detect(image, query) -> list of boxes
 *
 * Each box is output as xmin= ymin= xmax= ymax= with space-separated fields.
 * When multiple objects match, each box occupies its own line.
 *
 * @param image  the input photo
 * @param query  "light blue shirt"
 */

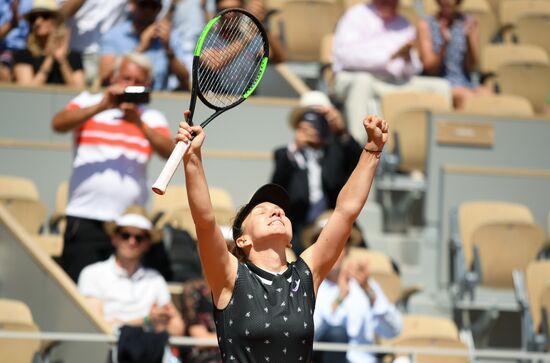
xmin=100 ymin=19 xmax=169 ymax=90
xmin=170 ymin=0 xmax=204 ymax=74
xmin=0 ymin=0 xmax=32 ymax=51
xmin=314 ymin=278 xmax=403 ymax=363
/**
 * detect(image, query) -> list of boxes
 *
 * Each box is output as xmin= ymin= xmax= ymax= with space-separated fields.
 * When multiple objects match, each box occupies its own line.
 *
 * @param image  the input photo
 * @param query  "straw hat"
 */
xmin=288 ymin=91 xmax=332 ymax=129
xmin=104 ymin=205 xmax=163 ymax=242
xmin=300 ymin=210 xmax=364 ymax=248
xmin=24 ymin=0 xmax=61 ymax=21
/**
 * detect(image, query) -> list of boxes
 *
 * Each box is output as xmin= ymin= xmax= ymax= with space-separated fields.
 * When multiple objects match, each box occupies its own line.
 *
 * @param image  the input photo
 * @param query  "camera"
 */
xmin=118 ymin=86 xmax=151 ymax=104
xmin=301 ymin=110 xmax=330 ymax=139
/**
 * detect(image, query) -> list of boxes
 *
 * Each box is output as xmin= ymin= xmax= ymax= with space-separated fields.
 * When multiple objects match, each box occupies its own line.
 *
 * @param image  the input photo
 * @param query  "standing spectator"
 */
xmin=314 ymin=248 xmax=402 ymax=363
xmin=417 ymin=0 xmax=488 ymax=109
xmin=271 ymin=91 xmax=362 ymax=254
xmin=0 ymin=0 xmax=33 ymax=82
xmin=13 ymin=0 xmax=85 ymax=87
xmin=57 ymin=0 xmax=127 ymax=86
xmin=99 ymin=0 xmax=190 ymax=91
xmin=332 ymin=0 xmax=451 ymax=141
xmin=51 ymin=52 xmax=174 ymax=281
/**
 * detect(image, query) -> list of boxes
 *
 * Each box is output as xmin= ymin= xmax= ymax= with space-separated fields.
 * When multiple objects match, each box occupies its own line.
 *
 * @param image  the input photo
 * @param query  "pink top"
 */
xmin=332 ymin=3 xmax=422 ymax=80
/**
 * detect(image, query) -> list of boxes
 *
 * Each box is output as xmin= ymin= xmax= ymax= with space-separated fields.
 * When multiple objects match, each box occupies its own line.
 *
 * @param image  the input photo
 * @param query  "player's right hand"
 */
xmin=177 ymin=110 xmax=205 ymax=155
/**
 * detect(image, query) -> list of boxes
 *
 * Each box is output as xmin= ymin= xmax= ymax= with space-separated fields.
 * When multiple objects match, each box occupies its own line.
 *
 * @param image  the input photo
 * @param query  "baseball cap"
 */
xmin=232 ymin=184 xmax=290 ymax=240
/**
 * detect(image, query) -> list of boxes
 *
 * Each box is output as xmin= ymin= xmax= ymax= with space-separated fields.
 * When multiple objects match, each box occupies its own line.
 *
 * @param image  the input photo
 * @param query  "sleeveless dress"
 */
xmin=213 ymin=257 xmax=315 ymax=362
xmin=426 ymin=15 xmax=473 ymax=88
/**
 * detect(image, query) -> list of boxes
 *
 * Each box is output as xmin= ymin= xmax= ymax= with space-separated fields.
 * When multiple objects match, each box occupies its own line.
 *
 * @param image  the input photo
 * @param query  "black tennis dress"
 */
xmin=213 ymin=257 xmax=316 ymax=362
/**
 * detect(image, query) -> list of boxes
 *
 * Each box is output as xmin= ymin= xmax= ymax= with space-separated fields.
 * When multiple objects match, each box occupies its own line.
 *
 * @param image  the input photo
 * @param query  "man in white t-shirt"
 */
xmin=78 ymin=206 xmax=184 ymax=336
xmin=52 ymin=52 xmax=174 ymax=282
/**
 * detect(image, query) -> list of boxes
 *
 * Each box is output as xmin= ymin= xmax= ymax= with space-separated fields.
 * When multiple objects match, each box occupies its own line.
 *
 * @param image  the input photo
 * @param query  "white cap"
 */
xmin=115 ymin=213 xmax=152 ymax=231
xmin=299 ymin=91 xmax=332 ymax=108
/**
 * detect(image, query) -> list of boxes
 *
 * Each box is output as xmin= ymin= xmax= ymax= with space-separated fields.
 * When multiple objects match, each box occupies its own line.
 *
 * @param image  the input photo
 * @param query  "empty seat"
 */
xmin=380 ymin=92 xmax=450 ymax=173
xmin=515 ymin=15 xmax=550 ymax=59
xmin=0 ymin=298 xmax=41 ymax=363
xmin=456 ymin=201 xmax=534 ymax=276
xmin=0 ymin=175 xmax=46 ymax=234
xmin=462 ymin=94 xmax=534 ymax=117
xmin=496 ymin=63 xmax=550 ymax=113
xmin=480 ymin=43 xmax=549 ymax=74
xmin=499 ymin=0 xmax=550 ymax=27
xmin=280 ymin=0 xmax=341 ymax=61
xmin=389 ymin=337 xmax=469 ymax=363
xmin=525 ymin=261 xmax=550 ymax=335
xmin=472 ymin=222 xmax=544 ymax=288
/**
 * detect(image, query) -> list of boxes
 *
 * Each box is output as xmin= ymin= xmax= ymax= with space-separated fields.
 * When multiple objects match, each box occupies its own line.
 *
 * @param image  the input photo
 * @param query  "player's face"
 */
xmin=113 ymin=59 xmax=150 ymax=87
xmin=113 ymin=226 xmax=151 ymax=261
xmin=242 ymin=202 xmax=292 ymax=246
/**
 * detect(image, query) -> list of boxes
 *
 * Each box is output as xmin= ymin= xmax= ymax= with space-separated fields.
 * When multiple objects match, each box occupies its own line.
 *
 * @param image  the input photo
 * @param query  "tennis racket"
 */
xmin=152 ymin=8 xmax=269 ymax=195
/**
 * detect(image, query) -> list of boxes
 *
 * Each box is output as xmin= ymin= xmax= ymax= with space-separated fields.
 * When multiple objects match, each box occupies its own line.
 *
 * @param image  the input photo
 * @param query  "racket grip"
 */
xmin=151 ymin=141 xmax=190 ymax=195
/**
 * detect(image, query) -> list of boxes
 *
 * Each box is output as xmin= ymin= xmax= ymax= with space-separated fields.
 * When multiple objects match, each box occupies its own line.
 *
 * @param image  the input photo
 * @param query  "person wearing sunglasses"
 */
xmin=12 ymin=0 xmax=84 ymax=87
xmin=77 ymin=205 xmax=184 ymax=338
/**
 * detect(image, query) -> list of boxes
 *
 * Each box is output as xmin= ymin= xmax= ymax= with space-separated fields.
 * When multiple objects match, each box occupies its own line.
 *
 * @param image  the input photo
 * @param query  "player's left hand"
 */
xmin=363 ymin=115 xmax=388 ymax=152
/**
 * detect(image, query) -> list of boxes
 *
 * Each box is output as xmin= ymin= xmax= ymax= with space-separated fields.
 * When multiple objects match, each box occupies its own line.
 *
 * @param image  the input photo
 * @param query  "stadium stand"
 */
xmin=480 ymin=43 xmax=549 ymax=74
xmin=514 ymin=15 xmax=550 ymax=58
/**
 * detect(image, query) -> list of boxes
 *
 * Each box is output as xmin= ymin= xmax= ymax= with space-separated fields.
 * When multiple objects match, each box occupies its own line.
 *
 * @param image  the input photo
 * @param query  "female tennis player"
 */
xmin=177 ymin=110 xmax=388 ymax=362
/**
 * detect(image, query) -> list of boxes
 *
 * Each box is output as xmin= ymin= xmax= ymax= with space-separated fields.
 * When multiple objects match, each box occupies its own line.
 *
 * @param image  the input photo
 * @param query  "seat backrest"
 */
xmin=281 ymin=0 xmax=341 ymax=61
xmin=399 ymin=314 xmax=460 ymax=340
xmin=499 ymin=0 xmax=550 ymax=26
xmin=0 ymin=298 xmax=41 ymax=363
xmin=540 ymin=286 xmax=550 ymax=350
xmin=347 ymin=247 xmax=394 ymax=273
xmin=458 ymin=201 xmax=534 ymax=270
xmin=515 ymin=15 xmax=550 ymax=60
xmin=370 ymin=271 xmax=402 ymax=304
xmin=0 ymin=176 xmax=47 ymax=234
xmin=462 ymin=94 xmax=534 ymax=117
xmin=496 ymin=63 xmax=550 ymax=113
xmin=525 ymin=260 xmax=550 ymax=333
xmin=152 ymin=185 xmax=189 ymax=217
xmin=472 ymin=222 xmax=545 ymax=288
xmin=390 ymin=336 xmax=469 ymax=363
xmin=391 ymin=109 xmax=430 ymax=173
xmin=480 ymin=44 xmax=549 ymax=74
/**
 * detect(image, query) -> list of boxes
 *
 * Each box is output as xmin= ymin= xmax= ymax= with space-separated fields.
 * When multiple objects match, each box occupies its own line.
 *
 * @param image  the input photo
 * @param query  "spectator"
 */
xmin=78 ymin=205 xmax=184 ymax=336
xmin=51 ymin=52 xmax=174 ymax=282
xmin=417 ymin=0 xmax=488 ymax=109
xmin=314 ymin=248 xmax=402 ymax=363
xmin=0 ymin=0 xmax=33 ymax=82
xmin=179 ymin=278 xmax=221 ymax=363
xmin=271 ymin=91 xmax=362 ymax=254
xmin=332 ymin=0 xmax=451 ymax=141
xmin=99 ymin=0 xmax=190 ymax=91
xmin=13 ymin=0 xmax=85 ymax=87
xmin=57 ymin=0 xmax=127 ymax=86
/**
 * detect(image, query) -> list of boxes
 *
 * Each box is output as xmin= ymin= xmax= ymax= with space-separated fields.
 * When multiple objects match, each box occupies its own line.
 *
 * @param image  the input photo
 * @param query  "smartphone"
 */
xmin=118 ymin=86 xmax=151 ymax=104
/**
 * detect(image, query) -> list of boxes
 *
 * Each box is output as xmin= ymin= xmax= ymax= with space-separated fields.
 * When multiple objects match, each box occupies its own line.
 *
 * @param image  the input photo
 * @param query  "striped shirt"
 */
xmin=65 ymin=91 xmax=171 ymax=221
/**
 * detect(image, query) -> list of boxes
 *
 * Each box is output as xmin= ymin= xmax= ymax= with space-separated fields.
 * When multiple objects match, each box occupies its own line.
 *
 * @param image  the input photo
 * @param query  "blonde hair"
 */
xmin=113 ymin=52 xmax=154 ymax=83
xmin=27 ymin=22 xmax=64 ymax=57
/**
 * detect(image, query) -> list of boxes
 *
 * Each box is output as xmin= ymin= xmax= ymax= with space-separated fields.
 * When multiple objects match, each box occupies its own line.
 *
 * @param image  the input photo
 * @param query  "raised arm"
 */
xmin=177 ymin=114 xmax=238 ymax=308
xmin=301 ymin=115 xmax=388 ymax=292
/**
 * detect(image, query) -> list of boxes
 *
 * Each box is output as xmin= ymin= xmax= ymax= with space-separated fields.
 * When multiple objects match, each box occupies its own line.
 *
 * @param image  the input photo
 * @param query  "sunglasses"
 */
xmin=117 ymin=230 xmax=150 ymax=244
xmin=28 ymin=12 xmax=55 ymax=23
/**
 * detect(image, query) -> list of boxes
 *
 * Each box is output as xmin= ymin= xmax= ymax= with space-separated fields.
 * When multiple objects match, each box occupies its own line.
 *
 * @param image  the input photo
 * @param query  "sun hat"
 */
xmin=104 ymin=205 xmax=162 ymax=241
xmin=232 ymin=184 xmax=290 ymax=240
xmin=24 ymin=0 xmax=61 ymax=21
xmin=288 ymin=91 xmax=332 ymax=129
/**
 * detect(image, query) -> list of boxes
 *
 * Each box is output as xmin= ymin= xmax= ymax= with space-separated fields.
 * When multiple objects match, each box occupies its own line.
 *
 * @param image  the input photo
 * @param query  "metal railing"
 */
xmin=2 ymin=330 xmax=550 ymax=362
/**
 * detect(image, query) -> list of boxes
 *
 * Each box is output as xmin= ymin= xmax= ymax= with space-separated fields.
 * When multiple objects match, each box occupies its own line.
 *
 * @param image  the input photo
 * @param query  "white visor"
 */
xmin=115 ymin=213 xmax=152 ymax=231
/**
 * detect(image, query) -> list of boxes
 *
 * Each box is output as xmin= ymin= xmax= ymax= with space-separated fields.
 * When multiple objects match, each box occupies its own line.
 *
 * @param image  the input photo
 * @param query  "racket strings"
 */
xmin=197 ymin=11 xmax=266 ymax=108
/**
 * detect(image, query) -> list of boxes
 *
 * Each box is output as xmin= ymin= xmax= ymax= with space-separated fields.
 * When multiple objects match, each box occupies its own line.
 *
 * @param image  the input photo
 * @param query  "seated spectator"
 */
xmin=99 ymin=0 xmax=190 ymax=91
xmin=78 ymin=206 xmax=185 ymax=337
xmin=58 ymin=0 xmax=127 ymax=86
xmin=271 ymin=91 xmax=362 ymax=254
xmin=179 ymin=278 xmax=221 ymax=363
xmin=332 ymin=0 xmax=451 ymax=141
xmin=0 ymin=0 xmax=33 ymax=82
xmin=417 ymin=0 xmax=488 ymax=109
xmin=52 ymin=52 xmax=174 ymax=282
xmin=12 ymin=0 xmax=84 ymax=87
xmin=314 ymin=247 xmax=402 ymax=363
xmin=242 ymin=0 xmax=286 ymax=63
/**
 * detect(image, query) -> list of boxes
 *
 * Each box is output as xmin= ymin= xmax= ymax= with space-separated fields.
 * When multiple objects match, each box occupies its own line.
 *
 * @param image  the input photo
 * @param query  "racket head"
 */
xmin=192 ymin=8 xmax=269 ymax=116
